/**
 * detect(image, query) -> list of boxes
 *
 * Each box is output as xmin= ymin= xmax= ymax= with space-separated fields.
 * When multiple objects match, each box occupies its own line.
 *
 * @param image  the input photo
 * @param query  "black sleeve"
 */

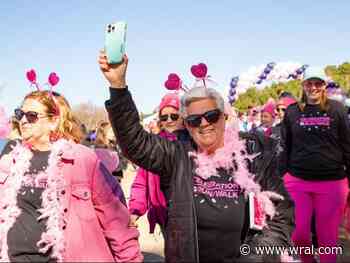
xmin=278 ymin=108 xmax=292 ymax=177
xmin=105 ymin=88 xmax=178 ymax=177
xmin=337 ymin=104 xmax=350 ymax=173
xmin=242 ymin=135 xmax=295 ymax=262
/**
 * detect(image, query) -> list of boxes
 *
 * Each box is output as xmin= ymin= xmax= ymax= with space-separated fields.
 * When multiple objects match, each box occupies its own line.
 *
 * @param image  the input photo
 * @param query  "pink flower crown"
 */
xmin=164 ymin=63 xmax=217 ymax=92
xmin=26 ymin=69 xmax=60 ymax=115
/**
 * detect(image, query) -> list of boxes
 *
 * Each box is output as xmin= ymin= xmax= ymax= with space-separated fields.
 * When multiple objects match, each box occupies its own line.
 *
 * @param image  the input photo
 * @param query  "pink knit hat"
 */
xmin=277 ymin=97 xmax=296 ymax=108
xmin=261 ymin=103 xmax=276 ymax=118
xmin=159 ymin=93 xmax=180 ymax=113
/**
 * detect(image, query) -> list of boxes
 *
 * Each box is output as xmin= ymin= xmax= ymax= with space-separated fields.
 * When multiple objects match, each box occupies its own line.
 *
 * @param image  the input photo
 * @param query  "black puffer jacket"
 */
xmin=106 ymin=88 xmax=294 ymax=263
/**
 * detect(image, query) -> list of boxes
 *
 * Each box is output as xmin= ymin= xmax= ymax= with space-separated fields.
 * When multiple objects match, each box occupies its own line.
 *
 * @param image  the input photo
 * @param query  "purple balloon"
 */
xmin=228 ymin=95 xmax=236 ymax=104
xmin=327 ymin=82 xmax=336 ymax=89
xmin=229 ymin=89 xmax=236 ymax=96
xmin=267 ymin=62 xmax=276 ymax=69
xmin=264 ymin=68 xmax=271 ymax=74
xmin=260 ymin=73 xmax=267 ymax=80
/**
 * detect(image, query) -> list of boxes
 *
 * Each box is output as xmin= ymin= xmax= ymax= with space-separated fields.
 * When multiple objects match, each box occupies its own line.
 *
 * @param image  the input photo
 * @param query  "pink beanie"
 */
xmin=261 ymin=103 xmax=276 ymax=118
xmin=159 ymin=93 xmax=180 ymax=113
xmin=277 ymin=97 xmax=296 ymax=108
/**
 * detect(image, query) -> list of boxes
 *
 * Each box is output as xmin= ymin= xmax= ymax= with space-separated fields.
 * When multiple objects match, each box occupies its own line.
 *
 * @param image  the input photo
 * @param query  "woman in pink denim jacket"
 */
xmin=128 ymin=93 xmax=181 ymax=233
xmin=0 ymin=86 xmax=142 ymax=262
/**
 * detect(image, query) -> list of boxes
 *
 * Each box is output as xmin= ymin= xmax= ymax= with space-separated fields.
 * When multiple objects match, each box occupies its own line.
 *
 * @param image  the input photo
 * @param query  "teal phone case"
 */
xmin=105 ymin=21 xmax=127 ymax=64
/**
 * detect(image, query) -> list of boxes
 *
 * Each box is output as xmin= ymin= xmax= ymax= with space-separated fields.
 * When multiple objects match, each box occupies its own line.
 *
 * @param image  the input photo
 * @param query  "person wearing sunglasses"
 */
xmin=271 ymin=97 xmax=297 ymax=141
xmin=128 ymin=93 xmax=180 ymax=238
xmin=158 ymin=93 xmax=183 ymax=133
xmin=0 ymin=90 xmax=142 ymax=262
xmin=280 ymin=67 xmax=350 ymax=263
xmin=99 ymin=52 xmax=294 ymax=263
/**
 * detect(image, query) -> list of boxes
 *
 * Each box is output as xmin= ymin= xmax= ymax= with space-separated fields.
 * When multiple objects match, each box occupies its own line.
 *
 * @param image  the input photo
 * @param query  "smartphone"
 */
xmin=104 ymin=21 xmax=127 ymax=64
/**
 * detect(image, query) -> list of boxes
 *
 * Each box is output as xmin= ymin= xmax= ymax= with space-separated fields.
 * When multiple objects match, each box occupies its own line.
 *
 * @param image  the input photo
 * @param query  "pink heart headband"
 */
xmin=164 ymin=62 xmax=217 ymax=93
xmin=190 ymin=63 xmax=217 ymax=89
xmin=26 ymin=69 xmax=60 ymax=115
xmin=26 ymin=69 xmax=60 ymax=95
xmin=164 ymin=73 xmax=189 ymax=92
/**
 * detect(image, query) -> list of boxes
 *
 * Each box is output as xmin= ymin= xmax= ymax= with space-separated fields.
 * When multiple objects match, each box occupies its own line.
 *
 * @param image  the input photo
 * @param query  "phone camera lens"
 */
xmin=112 ymin=26 xmax=115 ymax=31
xmin=107 ymin=29 xmax=111 ymax=33
xmin=108 ymin=24 xmax=111 ymax=29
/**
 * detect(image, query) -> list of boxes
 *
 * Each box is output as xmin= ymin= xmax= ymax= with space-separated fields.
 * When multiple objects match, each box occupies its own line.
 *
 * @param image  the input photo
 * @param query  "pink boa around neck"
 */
xmin=0 ymin=139 xmax=73 ymax=262
xmin=189 ymin=126 xmax=283 ymax=226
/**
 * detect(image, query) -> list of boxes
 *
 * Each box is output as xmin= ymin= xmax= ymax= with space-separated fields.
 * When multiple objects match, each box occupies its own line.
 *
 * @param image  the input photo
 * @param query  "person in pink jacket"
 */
xmin=128 ymin=93 xmax=182 ymax=233
xmin=0 ymin=75 xmax=142 ymax=262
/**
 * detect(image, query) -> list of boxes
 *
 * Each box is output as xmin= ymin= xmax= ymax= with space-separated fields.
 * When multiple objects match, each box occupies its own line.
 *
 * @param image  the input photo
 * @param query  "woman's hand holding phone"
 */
xmin=98 ymin=50 xmax=128 ymax=89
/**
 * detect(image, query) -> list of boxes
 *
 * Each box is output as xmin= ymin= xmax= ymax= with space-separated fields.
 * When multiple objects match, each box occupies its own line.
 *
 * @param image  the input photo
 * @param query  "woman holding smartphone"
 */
xmin=280 ymin=67 xmax=350 ymax=263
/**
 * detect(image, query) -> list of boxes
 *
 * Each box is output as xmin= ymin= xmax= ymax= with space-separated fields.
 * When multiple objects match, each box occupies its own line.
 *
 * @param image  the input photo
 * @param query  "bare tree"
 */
xmin=72 ymin=102 xmax=108 ymax=131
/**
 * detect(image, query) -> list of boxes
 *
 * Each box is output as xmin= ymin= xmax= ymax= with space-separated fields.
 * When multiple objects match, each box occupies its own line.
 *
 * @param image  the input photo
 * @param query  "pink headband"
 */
xmin=164 ymin=62 xmax=216 ymax=93
xmin=26 ymin=69 xmax=60 ymax=95
xmin=26 ymin=69 xmax=60 ymax=115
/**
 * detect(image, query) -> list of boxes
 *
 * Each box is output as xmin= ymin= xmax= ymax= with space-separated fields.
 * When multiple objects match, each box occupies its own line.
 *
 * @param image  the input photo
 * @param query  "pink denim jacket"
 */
xmin=0 ymin=142 xmax=143 ymax=262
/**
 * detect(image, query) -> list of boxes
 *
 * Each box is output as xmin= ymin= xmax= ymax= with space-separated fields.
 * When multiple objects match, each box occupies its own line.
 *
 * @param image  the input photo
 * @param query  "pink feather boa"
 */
xmin=0 ymin=139 xmax=73 ymax=262
xmin=189 ymin=126 xmax=283 ymax=227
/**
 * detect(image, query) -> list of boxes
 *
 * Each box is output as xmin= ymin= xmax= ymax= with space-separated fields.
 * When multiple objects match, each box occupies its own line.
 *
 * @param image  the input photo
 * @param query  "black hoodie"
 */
xmin=279 ymin=100 xmax=350 ymax=180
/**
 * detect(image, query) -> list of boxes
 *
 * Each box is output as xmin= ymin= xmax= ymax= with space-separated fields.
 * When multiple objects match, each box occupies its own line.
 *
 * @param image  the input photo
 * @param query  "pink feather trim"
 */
xmin=189 ymin=126 xmax=283 ymax=226
xmin=0 ymin=139 xmax=73 ymax=261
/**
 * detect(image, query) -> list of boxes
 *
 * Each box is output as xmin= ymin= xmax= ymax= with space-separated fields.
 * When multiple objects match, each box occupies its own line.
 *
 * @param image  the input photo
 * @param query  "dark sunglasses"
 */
xmin=159 ymin=113 xmax=180 ymax=122
xmin=185 ymin=109 xmax=222 ymax=128
xmin=14 ymin=108 xmax=51 ymax=124
xmin=276 ymin=107 xmax=286 ymax=113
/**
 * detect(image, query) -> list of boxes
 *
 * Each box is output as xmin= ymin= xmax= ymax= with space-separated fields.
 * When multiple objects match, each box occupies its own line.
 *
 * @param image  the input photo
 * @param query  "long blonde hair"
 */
xmin=23 ymin=90 xmax=83 ymax=142
xmin=298 ymin=87 xmax=329 ymax=112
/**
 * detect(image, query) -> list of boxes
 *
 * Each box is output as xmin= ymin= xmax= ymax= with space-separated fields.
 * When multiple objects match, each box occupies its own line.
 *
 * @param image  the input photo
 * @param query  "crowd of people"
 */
xmin=0 ymin=53 xmax=348 ymax=263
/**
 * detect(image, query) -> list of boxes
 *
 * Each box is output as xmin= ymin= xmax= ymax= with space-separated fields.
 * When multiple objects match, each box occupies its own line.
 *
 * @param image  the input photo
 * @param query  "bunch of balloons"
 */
xmin=227 ymin=62 xmax=309 ymax=104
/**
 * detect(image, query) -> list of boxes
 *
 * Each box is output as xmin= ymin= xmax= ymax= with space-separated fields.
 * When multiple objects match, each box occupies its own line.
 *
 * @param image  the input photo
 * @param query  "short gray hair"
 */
xmin=180 ymin=87 xmax=225 ymax=117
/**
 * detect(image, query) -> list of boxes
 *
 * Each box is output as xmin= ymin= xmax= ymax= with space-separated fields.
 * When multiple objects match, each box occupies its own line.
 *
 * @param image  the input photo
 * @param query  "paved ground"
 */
xmin=121 ymin=165 xmax=350 ymax=262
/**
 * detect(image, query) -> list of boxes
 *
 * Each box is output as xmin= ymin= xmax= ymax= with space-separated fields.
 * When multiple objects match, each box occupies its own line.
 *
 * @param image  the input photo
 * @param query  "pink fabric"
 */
xmin=159 ymin=93 xmax=180 ymax=113
xmin=0 ymin=143 xmax=142 ymax=262
xmin=129 ymin=130 xmax=176 ymax=233
xmin=264 ymin=127 xmax=272 ymax=137
xmin=277 ymin=97 xmax=296 ymax=108
xmin=345 ymin=195 xmax=350 ymax=236
xmin=261 ymin=102 xmax=276 ymax=118
xmin=95 ymin=148 xmax=119 ymax=174
xmin=284 ymin=172 xmax=348 ymax=263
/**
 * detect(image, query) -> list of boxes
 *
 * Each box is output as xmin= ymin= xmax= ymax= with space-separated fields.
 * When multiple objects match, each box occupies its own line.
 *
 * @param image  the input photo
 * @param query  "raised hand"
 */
xmin=98 ymin=50 xmax=128 ymax=89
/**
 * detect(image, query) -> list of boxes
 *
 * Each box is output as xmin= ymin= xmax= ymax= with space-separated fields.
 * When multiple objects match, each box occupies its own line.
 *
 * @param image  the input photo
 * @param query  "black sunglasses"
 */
xmin=185 ymin=109 xmax=222 ymax=128
xmin=276 ymin=107 xmax=286 ymax=113
xmin=14 ymin=108 xmax=51 ymax=124
xmin=159 ymin=113 xmax=180 ymax=122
